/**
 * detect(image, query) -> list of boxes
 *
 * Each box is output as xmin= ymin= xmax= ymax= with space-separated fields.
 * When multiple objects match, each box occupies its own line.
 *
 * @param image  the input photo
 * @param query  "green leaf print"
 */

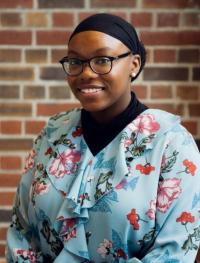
xmin=95 ymin=171 xmax=113 ymax=200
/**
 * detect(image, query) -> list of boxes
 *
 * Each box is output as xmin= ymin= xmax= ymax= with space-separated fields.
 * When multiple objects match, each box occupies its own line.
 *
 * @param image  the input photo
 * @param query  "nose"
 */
xmin=80 ymin=62 xmax=97 ymax=78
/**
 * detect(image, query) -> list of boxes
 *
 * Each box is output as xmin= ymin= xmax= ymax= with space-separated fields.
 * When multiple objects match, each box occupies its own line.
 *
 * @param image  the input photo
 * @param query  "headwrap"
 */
xmin=68 ymin=13 xmax=146 ymax=81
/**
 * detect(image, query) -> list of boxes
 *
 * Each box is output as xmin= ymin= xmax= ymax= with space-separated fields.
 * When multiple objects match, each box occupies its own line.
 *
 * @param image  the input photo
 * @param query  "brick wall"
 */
xmin=0 ymin=0 xmax=200 ymax=262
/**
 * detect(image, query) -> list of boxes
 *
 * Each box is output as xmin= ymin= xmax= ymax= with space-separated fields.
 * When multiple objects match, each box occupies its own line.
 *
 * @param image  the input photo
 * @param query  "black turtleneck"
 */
xmin=81 ymin=92 xmax=148 ymax=156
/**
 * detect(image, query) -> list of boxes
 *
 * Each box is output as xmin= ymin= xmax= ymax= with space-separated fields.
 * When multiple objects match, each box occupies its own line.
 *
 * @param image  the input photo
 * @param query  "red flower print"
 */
xmin=23 ymin=149 xmax=36 ymax=173
xmin=183 ymin=159 xmax=197 ymax=176
xmin=136 ymin=163 xmax=155 ymax=175
xmin=127 ymin=209 xmax=140 ymax=230
xmin=157 ymin=178 xmax=182 ymax=213
xmin=45 ymin=147 xmax=53 ymax=156
xmin=128 ymin=114 xmax=160 ymax=135
xmin=72 ymin=127 xmax=82 ymax=137
xmin=176 ymin=212 xmax=195 ymax=224
xmin=176 ymin=211 xmax=195 ymax=232
xmin=116 ymin=248 xmax=127 ymax=259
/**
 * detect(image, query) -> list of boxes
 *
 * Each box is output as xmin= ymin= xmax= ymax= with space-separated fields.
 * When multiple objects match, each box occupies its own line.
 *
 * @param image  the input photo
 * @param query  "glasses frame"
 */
xmin=59 ymin=51 xmax=132 ymax=76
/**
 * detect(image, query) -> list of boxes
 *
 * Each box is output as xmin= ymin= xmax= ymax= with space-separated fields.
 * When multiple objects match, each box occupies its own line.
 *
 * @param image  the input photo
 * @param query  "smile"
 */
xmin=80 ymin=88 xmax=103 ymax=94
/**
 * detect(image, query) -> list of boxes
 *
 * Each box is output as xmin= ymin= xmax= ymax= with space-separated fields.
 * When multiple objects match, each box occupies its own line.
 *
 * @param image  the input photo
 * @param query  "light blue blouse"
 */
xmin=6 ymin=109 xmax=200 ymax=262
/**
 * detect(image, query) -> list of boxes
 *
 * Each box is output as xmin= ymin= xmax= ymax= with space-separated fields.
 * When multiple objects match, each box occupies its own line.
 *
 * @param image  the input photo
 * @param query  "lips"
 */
xmin=78 ymin=84 xmax=105 ymax=94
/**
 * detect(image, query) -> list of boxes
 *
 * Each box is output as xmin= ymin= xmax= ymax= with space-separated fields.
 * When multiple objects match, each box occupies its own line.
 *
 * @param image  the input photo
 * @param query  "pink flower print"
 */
xmin=14 ymin=249 xmax=36 ymax=263
xmin=23 ymin=149 xmax=37 ymax=173
xmin=128 ymin=114 xmax=160 ymax=135
xmin=146 ymin=199 xmax=156 ymax=220
xmin=63 ymin=228 xmax=77 ymax=242
xmin=157 ymin=178 xmax=182 ymax=213
xmin=124 ymin=139 xmax=133 ymax=148
xmin=34 ymin=181 xmax=50 ymax=195
xmin=116 ymin=178 xmax=127 ymax=190
xmin=49 ymin=149 xmax=81 ymax=178
xmin=97 ymin=239 xmax=113 ymax=259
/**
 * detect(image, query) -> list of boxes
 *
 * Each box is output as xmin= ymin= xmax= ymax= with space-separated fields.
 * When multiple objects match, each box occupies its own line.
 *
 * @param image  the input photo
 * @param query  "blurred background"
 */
xmin=0 ymin=0 xmax=199 ymax=262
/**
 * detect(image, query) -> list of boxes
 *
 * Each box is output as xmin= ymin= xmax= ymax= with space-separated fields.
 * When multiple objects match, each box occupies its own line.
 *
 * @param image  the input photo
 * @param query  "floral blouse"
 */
xmin=6 ymin=108 xmax=200 ymax=263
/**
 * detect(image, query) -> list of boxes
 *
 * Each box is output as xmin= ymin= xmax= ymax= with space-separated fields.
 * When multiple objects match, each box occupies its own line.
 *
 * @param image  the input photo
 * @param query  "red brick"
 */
xmin=25 ymin=120 xmax=46 ymax=134
xmin=143 ymin=0 xmax=200 ymax=8
xmin=151 ymin=85 xmax=172 ymax=99
xmin=193 ymin=68 xmax=200 ymax=81
xmin=0 ymin=49 xmax=21 ymax=63
xmin=154 ymin=49 xmax=176 ymax=63
xmin=189 ymin=104 xmax=200 ymax=117
xmin=131 ymin=12 xmax=152 ymax=27
xmin=181 ymin=13 xmax=200 ymax=27
xmin=0 ymin=68 xmax=34 ymax=81
xmin=25 ymin=12 xmax=48 ymax=27
xmin=52 ymin=13 xmax=74 ymax=27
xmin=37 ymin=31 xmax=70 ymax=45
xmin=182 ymin=121 xmax=198 ymax=135
xmin=0 ymin=227 xmax=8 ymax=240
xmin=0 ymin=31 xmax=31 ymax=45
xmin=0 ymin=258 xmax=7 ymax=263
xmin=0 ymin=173 xmax=21 ymax=187
xmin=0 ymin=139 xmax=33 ymax=151
xmin=176 ymin=86 xmax=199 ymax=100
xmin=0 ymin=192 xmax=15 ymax=206
xmin=91 ymin=0 xmax=136 ymax=7
xmin=140 ymin=31 xmax=200 ymax=46
xmin=0 ymin=244 xmax=6 ymax=257
xmin=1 ymin=13 xmax=22 ymax=27
xmin=0 ymin=85 xmax=19 ymax=99
xmin=49 ymin=86 xmax=71 ymax=99
xmin=0 ymin=103 xmax=32 ymax=117
xmin=178 ymin=49 xmax=200 ymax=63
xmin=1 ymin=121 xmax=22 ymax=134
xmin=157 ymin=13 xmax=179 ymax=27
xmin=131 ymin=85 xmax=147 ymax=99
xmin=144 ymin=67 xmax=188 ymax=81
xmin=25 ymin=49 xmax=47 ymax=63
xmin=51 ymin=49 xmax=68 ymax=63
xmin=0 ymin=156 xmax=21 ymax=170
xmin=40 ymin=67 xmax=65 ymax=80
xmin=0 ymin=0 xmax=32 ymax=8
xmin=37 ymin=103 xmax=80 ymax=116
xmin=38 ymin=0 xmax=84 ymax=8
xmin=23 ymin=85 xmax=45 ymax=99
xmin=146 ymin=103 xmax=184 ymax=115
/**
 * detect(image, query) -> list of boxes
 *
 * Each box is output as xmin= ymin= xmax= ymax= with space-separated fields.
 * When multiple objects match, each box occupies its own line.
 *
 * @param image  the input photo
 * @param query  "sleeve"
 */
xmin=128 ymin=130 xmax=200 ymax=263
xmin=6 ymin=130 xmax=46 ymax=263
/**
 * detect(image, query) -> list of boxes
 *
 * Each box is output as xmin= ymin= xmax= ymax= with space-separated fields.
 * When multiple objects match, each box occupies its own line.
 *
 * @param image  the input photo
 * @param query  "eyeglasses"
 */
xmin=59 ymin=51 xmax=132 ymax=76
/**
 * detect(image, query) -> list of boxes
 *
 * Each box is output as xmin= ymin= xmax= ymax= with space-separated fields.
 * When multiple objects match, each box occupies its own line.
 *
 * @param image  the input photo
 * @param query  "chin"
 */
xmin=81 ymin=102 xmax=107 ymax=113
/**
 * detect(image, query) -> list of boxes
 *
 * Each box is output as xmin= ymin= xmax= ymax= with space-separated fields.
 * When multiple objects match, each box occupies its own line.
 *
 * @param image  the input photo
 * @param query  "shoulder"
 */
xmin=139 ymin=109 xmax=198 ymax=151
xmin=34 ymin=108 xmax=81 ymax=148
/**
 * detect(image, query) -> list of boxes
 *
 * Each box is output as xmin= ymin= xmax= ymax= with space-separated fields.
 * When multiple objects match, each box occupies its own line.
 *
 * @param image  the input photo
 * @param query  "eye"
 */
xmin=93 ymin=57 xmax=111 ymax=65
xmin=68 ymin=58 xmax=82 ymax=66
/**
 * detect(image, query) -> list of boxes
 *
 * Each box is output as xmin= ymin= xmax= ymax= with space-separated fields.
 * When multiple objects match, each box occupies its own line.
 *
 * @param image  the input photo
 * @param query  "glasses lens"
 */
xmin=90 ymin=57 xmax=112 ymax=74
xmin=63 ymin=58 xmax=82 ymax=76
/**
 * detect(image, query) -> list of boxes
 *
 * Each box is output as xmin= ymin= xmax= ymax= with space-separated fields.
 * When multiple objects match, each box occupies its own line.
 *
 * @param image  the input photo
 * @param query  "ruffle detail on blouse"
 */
xmin=44 ymin=108 xmax=181 ymax=261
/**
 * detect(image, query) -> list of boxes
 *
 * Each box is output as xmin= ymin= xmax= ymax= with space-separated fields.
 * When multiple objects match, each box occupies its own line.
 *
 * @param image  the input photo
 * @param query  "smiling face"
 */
xmin=67 ymin=31 xmax=141 ymax=122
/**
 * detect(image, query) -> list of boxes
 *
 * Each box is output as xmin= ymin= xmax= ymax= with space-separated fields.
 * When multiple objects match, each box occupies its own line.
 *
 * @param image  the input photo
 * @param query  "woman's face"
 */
xmin=67 ymin=31 xmax=140 ymax=121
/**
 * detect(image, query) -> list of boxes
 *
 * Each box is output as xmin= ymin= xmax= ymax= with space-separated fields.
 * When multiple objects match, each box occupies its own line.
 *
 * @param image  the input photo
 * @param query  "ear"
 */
xmin=130 ymin=54 xmax=141 ymax=76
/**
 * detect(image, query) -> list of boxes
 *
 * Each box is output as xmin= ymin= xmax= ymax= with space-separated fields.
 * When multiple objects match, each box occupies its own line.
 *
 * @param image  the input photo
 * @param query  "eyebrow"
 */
xmin=68 ymin=47 xmax=114 ymax=56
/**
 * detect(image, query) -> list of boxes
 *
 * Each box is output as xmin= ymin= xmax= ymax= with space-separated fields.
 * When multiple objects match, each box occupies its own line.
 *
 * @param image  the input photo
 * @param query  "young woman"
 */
xmin=6 ymin=13 xmax=200 ymax=263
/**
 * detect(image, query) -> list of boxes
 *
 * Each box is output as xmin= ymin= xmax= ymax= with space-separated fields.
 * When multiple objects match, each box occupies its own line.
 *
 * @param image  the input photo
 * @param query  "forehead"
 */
xmin=68 ymin=31 xmax=128 ymax=56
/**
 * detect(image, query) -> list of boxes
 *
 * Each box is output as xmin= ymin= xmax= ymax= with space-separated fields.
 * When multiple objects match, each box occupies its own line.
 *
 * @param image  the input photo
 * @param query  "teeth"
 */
xmin=81 ymin=88 xmax=102 ymax=94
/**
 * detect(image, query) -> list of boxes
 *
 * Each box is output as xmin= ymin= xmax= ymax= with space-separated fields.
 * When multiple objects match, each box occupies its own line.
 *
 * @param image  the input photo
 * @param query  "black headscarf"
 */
xmin=68 ymin=13 xmax=146 ymax=81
